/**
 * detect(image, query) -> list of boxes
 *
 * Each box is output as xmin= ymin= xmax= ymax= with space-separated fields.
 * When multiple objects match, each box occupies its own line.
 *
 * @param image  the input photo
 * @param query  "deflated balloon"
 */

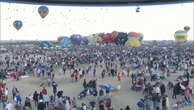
xmin=38 ymin=6 xmax=49 ymax=19
xmin=13 ymin=20 xmax=23 ymax=30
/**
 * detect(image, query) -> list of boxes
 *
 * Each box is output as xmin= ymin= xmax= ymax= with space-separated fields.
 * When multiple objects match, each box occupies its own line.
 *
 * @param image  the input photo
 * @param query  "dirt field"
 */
xmin=3 ymin=67 xmax=194 ymax=110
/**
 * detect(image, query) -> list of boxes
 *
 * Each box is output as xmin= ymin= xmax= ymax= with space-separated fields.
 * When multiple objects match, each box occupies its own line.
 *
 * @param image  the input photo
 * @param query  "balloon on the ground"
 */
xmin=70 ymin=34 xmax=82 ymax=45
xmin=57 ymin=36 xmax=65 ymax=42
xmin=40 ymin=41 xmax=53 ymax=47
xmin=38 ymin=6 xmax=49 ymax=19
xmin=111 ymin=31 xmax=118 ymax=41
xmin=13 ymin=20 xmax=23 ymax=30
xmin=115 ymin=32 xmax=128 ymax=45
xmin=184 ymin=26 xmax=190 ymax=32
xmin=81 ymin=37 xmax=89 ymax=45
xmin=128 ymin=32 xmax=143 ymax=42
xmin=137 ymin=33 xmax=144 ymax=41
xmin=102 ymin=33 xmax=112 ymax=43
xmin=174 ymin=30 xmax=188 ymax=42
xmin=128 ymin=32 xmax=139 ymax=38
xmin=125 ymin=38 xmax=141 ymax=47
xmin=92 ymin=33 xmax=103 ymax=43
xmin=59 ymin=37 xmax=71 ymax=46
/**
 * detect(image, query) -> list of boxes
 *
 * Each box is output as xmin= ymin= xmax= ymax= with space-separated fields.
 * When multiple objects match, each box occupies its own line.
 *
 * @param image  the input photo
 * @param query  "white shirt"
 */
xmin=43 ymin=94 xmax=50 ymax=102
xmin=6 ymin=103 xmax=13 ymax=110
xmin=155 ymin=87 xmax=161 ymax=94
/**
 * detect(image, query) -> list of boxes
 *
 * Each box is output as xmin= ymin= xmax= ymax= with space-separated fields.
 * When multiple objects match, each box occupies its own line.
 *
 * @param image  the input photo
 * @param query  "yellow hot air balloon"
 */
xmin=38 ymin=6 xmax=49 ymax=19
xmin=174 ymin=30 xmax=188 ymax=42
xmin=125 ymin=38 xmax=141 ymax=47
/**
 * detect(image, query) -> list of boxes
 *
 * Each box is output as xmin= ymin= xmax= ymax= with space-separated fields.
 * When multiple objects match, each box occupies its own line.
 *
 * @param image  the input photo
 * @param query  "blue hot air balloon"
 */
xmin=13 ymin=20 xmax=23 ymax=30
xmin=59 ymin=37 xmax=71 ymax=46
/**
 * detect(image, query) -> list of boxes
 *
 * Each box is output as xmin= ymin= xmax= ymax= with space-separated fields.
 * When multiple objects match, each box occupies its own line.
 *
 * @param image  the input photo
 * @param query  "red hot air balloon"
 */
xmin=103 ymin=33 xmax=112 ymax=43
xmin=184 ymin=26 xmax=190 ymax=32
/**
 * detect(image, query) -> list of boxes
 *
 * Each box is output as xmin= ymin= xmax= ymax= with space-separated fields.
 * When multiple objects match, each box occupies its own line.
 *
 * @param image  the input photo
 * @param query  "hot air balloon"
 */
xmin=184 ymin=26 xmax=190 ymax=32
xmin=102 ymin=33 xmax=112 ymax=43
xmin=13 ymin=20 xmax=23 ymax=30
xmin=137 ymin=33 xmax=144 ymax=42
xmin=57 ymin=36 xmax=65 ymax=42
xmin=128 ymin=32 xmax=144 ymax=43
xmin=128 ymin=32 xmax=139 ymax=38
xmin=38 ymin=6 xmax=49 ymax=19
xmin=70 ymin=34 xmax=82 ymax=45
xmin=59 ymin=37 xmax=71 ymax=46
xmin=92 ymin=33 xmax=103 ymax=44
xmin=81 ymin=37 xmax=89 ymax=45
xmin=174 ymin=30 xmax=188 ymax=42
xmin=115 ymin=32 xmax=128 ymax=45
xmin=125 ymin=38 xmax=141 ymax=47
xmin=40 ymin=41 xmax=53 ymax=48
xmin=111 ymin=31 xmax=118 ymax=41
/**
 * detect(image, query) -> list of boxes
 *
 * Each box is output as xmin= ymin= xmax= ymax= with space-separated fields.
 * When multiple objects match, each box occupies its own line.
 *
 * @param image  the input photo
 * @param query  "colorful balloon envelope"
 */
xmin=70 ymin=34 xmax=82 ymax=44
xmin=125 ymin=38 xmax=141 ymax=47
xmin=184 ymin=26 xmax=190 ymax=32
xmin=57 ymin=36 xmax=65 ymax=42
xmin=92 ymin=35 xmax=102 ymax=43
xmin=81 ymin=37 xmax=89 ymax=44
xmin=59 ymin=37 xmax=71 ymax=46
xmin=137 ymin=33 xmax=144 ymax=41
xmin=128 ymin=32 xmax=139 ymax=38
xmin=174 ymin=30 xmax=188 ymax=42
xmin=102 ymin=33 xmax=112 ymax=43
xmin=111 ymin=31 xmax=118 ymax=40
xmin=128 ymin=32 xmax=143 ymax=42
xmin=38 ymin=6 xmax=49 ymax=19
xmin=13 ymin=20 xmax=23 ymax=30
xmin=115 ymin=32 xmax=128 ymax=45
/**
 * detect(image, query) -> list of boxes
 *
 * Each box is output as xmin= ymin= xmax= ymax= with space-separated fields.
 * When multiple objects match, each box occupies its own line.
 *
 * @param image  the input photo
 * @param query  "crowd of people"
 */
xmin=0 ymin=42 xmax=194 ymax=110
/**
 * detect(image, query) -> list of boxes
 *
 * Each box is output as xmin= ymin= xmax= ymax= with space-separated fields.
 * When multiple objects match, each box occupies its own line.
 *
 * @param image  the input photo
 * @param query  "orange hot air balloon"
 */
xmin=111 ymin=31 xmax=118 ymax=40
xmin=184 ymin=26 xmax=190 ymax=32
xmin=128 ymin=32 xmax=139 ymax=38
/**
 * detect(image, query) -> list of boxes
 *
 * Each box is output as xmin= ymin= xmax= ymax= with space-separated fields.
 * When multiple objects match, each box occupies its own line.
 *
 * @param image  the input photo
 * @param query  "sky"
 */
xmin=0 ymin=2 xmax=193 ymax=40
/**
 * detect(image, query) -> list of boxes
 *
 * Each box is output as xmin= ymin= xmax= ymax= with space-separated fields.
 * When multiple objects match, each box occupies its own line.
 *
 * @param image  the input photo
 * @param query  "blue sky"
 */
xmin=0 ymin=2 xmax=193 ymax=40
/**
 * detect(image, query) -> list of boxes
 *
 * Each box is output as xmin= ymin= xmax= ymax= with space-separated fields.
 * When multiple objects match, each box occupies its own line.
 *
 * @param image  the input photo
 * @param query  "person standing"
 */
xmin=33 ymin=91 xmax=39 ymax=107
xmin=125 ymin=105 xmax=131 ymax=110
xmin=37 ymin=100 xmax=46 ymax=110
xmin=162 ymin=95 xmax=169 ymax=110
xmin=5 ymin=101 xmax=13 ymax=110
xmin=52 ymin=81 xmax=58 ymax=100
